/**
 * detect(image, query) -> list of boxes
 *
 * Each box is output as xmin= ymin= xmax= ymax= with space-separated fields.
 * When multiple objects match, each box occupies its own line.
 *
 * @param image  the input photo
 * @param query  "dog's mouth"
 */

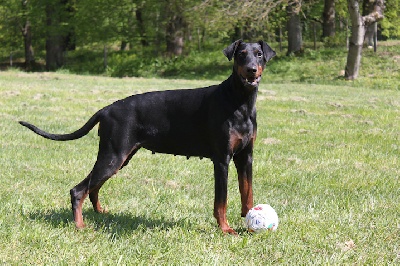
xmin=240 ymin=75 xmax=262 ymax=88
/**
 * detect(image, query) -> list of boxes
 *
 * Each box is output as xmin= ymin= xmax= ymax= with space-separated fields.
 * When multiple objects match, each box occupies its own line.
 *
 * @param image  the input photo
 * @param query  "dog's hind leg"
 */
xmin=70 ymin=139 xmax=140 ymax=228
xmin=70 ymin=155 xmax=126 ymax=228
xmin=88 ymin=146 xmax=140 ymax=214
xmin=70 ymin=174 xmax=91 ymax=228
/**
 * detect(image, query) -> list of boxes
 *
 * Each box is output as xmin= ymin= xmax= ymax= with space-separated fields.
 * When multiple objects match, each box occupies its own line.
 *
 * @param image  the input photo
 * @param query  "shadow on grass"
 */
xmin=28 ymin=208 xmax=250 ymax=236
xmin=28 ymin=208 xmax=192 ymax=234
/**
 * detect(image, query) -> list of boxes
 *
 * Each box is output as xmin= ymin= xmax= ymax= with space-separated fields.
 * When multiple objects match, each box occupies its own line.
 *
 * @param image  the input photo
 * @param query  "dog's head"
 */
xmin=223 ymin=40 xmax=276 ymax=89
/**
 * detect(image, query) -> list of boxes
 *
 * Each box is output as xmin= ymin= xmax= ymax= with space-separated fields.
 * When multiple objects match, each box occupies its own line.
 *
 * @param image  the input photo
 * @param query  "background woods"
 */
xmin=0 ymin=0 xmax=399 ymax=79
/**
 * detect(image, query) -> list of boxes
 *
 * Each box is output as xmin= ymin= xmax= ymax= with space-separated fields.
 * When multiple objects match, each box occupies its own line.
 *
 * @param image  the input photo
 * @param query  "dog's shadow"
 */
xmin=28 ymin=208 xmax=191 ymax=234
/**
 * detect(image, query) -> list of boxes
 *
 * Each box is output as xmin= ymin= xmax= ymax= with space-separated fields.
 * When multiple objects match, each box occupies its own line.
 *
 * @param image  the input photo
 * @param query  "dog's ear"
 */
xmin=258 ymin=40 xmax=276 ymax=62
xmin=223 ymin=40 xmax=242 ymax=61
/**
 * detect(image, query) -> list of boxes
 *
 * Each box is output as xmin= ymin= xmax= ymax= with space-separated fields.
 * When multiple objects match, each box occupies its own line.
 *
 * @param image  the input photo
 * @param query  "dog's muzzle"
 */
xmin=240 ymin=74 xmax=262 ymax=88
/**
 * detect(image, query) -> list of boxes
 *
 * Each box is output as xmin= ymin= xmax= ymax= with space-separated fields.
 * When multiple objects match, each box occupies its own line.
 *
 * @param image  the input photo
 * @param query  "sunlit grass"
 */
xmin=0 ymin=71 xmax=399 ymax=264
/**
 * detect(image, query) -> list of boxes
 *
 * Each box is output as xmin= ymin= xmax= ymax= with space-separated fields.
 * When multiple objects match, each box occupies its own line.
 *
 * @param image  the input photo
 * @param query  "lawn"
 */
xmin=0 ymin=70 xmax=399 ymax=264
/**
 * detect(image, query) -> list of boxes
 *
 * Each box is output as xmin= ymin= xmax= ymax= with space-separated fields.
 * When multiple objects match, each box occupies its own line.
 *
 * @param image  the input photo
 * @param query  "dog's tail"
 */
xmin=19 ymin=110 xmax=102 ymax=141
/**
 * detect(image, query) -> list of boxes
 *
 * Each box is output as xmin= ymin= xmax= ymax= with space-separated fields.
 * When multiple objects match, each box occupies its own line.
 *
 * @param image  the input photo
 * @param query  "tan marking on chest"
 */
xmin=229 ymin=131 xmax=242 ymax=153
xmin=229 ymin=130 xmax=257 ymax=153
xmin=229 ymin=130 xmax=255 ymax=154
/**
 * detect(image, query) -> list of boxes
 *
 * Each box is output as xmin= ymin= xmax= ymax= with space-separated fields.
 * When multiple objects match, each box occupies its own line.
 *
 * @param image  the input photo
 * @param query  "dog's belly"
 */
xmin=141 ymin=126 xmax=213 ymax=159
xmin=143 ymin=144 xmax=212 ymax=159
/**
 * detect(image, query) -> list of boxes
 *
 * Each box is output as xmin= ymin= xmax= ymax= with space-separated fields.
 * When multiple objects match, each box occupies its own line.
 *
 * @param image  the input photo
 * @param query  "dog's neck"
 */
xmin=228 ymin=70 xmax=258 ymax=107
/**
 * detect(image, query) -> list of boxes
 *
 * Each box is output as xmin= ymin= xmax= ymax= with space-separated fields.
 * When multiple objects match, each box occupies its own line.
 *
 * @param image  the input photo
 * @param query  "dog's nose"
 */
xmin=247 ymin=66 xmax=257 ymax=74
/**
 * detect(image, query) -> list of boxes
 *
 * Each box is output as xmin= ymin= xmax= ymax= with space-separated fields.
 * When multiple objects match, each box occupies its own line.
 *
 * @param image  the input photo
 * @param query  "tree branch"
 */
xmin=363 ymin=0 xmax=385 ymax=25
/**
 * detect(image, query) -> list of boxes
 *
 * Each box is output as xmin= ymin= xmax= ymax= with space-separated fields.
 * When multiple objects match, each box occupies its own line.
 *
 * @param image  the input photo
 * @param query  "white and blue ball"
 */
xmin=245 ymin=204 xmax=279 ymax=233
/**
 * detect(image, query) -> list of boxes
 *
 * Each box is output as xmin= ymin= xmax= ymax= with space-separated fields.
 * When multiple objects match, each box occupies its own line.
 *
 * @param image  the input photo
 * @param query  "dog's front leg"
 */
xmin=213 ymin=159 xmax=237 ymax=235
xmin=233 ymin=146 xmax=254 ymax=217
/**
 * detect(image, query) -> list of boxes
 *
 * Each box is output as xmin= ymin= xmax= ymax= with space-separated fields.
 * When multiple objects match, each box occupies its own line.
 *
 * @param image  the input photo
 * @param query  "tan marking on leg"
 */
xmin=74 ymin=192 xmax=88 ymax=229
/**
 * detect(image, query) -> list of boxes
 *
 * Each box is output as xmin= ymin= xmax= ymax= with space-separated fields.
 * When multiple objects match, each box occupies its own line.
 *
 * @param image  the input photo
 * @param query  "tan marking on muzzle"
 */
xmin=256 ymin=65 xmax=264 ymax=78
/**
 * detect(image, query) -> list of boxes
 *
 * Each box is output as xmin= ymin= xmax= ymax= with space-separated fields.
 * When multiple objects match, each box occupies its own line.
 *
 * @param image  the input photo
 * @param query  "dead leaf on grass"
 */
xmin=287 ymin=157 xmax=302 ymax=164
xmin=166 ymin=180 xmax=179 ymax=189
xmin=262 ymin=138 xmax=282 ymax=145
xmin=3 ymin=90 xmax=21 ymax=97
xmin=290 ymin=109 xmax=307 ymax=115
xmin=360 ymin=120 xmax=374 ymax=126
xmin=327 ymin=102 xmax=344 ymax=108
xmin=290 ymin=96 xmax=308 ymax=102
xmin=33 ymin=93 xmax=44 ymax=100
xmin=298 ymin=129 xmax=310 ymax=134
xmin=341 ymin=114 xmax=353 ymax=118
xmin=337 ymin=239 xmax=356 ymax=252
xmin=260 ymin=90 xmax=277 ymax=96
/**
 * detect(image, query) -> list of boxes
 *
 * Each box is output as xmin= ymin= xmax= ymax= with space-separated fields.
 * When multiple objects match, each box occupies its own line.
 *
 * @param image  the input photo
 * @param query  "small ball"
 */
xmin=245 ymin=204 xmax=279 ymax=233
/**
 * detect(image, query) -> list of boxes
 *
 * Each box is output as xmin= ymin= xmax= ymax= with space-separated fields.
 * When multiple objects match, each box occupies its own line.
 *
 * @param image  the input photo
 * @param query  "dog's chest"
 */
xmin=228 ymin=116 xmax=255 ymax=155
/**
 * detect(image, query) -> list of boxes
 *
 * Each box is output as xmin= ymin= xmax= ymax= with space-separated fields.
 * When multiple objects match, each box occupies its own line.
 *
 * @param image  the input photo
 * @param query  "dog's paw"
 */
xmin=75 ymin=222 xmax=86 ymax=229
xmin=221 ymin=226 xmax=238 ymax=236
xmin=95 ymin=206 xmax=108 ymax=214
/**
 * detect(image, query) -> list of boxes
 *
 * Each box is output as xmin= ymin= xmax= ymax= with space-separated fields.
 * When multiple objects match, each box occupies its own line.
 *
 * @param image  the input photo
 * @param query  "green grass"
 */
xmin=0 ymin=71 xmax=399 ymax=264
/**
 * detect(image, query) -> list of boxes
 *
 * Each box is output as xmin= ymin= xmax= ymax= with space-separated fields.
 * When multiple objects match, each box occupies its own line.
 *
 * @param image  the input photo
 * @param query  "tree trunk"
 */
xmin=313 ymin=21 xmax=317 ymax=50
xmin=22 ymin=21 xmax=35 ymax=71
xmin=166 ymin=15 xmax=185 ymax=56
xmin=21 ymin=1 xmax=35 ymax=71
xmin=136 ymin=8 xmax=149 ymax=47
xmin=364 ymin=22 xmax=376 ymax=47
xmin=63 ymin=0 xmax=76 ymax=51
xmin=362 ymin=0 xmax=377 ymax=49
xmin=103 ymin=45 xmax=107 ymax=69
xmin=46 ymin=36 xmax=65 ymax=71
xmin=286 ymin=1 xmax=302 ymax=55
xmin=345 ymin=0 xmax=365 ymax=80
xmin=322 ymin=0 xmax=336 ymax=38
xmin=345 ymin=0 xmax=384 ymax=80
xmin=373 ymin=22 xmax=377 ymax=52
xmin=233 ymin=26 xmax=242 ymax=41
xmin=45 ymin=0 xmax=66 ymax=71
xmin=120 ymin=40 xmax=128 ymax=51
xmin=277 ymin=25 xmax=283 ymax=52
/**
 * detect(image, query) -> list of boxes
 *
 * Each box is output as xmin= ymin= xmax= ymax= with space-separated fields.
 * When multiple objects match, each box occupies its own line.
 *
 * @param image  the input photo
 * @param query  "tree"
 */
xmin=286 ymin=0 xmax=302 ymax=55
xmin=165 ymin=0 xmax=186 ymax=56
xmin=135 ymin=6 xmax=149 ymax=47
xmin=345 ymin=0 xmax=384 ymax=80
xmin=21 ymin=1 xmax=35 ymax=70
xmin=46 ymin=1 xmax=63 ymax=70
xmin=322 ymin=0 xmax=336 ymax=38
xmin=45 ymin=0 xmax=75 ymax=70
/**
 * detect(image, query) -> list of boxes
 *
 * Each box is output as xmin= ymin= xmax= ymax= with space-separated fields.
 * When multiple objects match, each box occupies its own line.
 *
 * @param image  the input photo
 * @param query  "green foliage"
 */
xmin=0 ymin=0 xmax=399 ymax=67
xmin=2 ymin=40 xmax=398 ymax=89
xmin=0 ymin=0 xmax=24 ymax=50
xmin=1 ymin=71 xmax=399 ymax=264
xmin=74 ymin=0 xmax=139 ymax=44
xmin=321 ymin=32 xmax=347 ymax=47
xmin=380 ymin=0 xmax=400 ymax=38
xmin=106 ymin=49 xmax=232 ymax=80
xmin=52 ymin=41 xmax=399 ymax=90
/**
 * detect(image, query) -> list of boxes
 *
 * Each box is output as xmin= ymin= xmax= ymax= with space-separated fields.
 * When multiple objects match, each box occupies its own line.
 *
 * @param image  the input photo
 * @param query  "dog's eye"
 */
xmin=237 ymin=51 xmax=247 ymax=58
xmin=257 ymin=52 xmax=263 ymax=58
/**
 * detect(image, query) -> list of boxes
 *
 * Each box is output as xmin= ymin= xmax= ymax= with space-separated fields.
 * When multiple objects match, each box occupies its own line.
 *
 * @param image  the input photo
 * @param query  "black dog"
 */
xmin=19 ymin=40 xmax=276 ymax=234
